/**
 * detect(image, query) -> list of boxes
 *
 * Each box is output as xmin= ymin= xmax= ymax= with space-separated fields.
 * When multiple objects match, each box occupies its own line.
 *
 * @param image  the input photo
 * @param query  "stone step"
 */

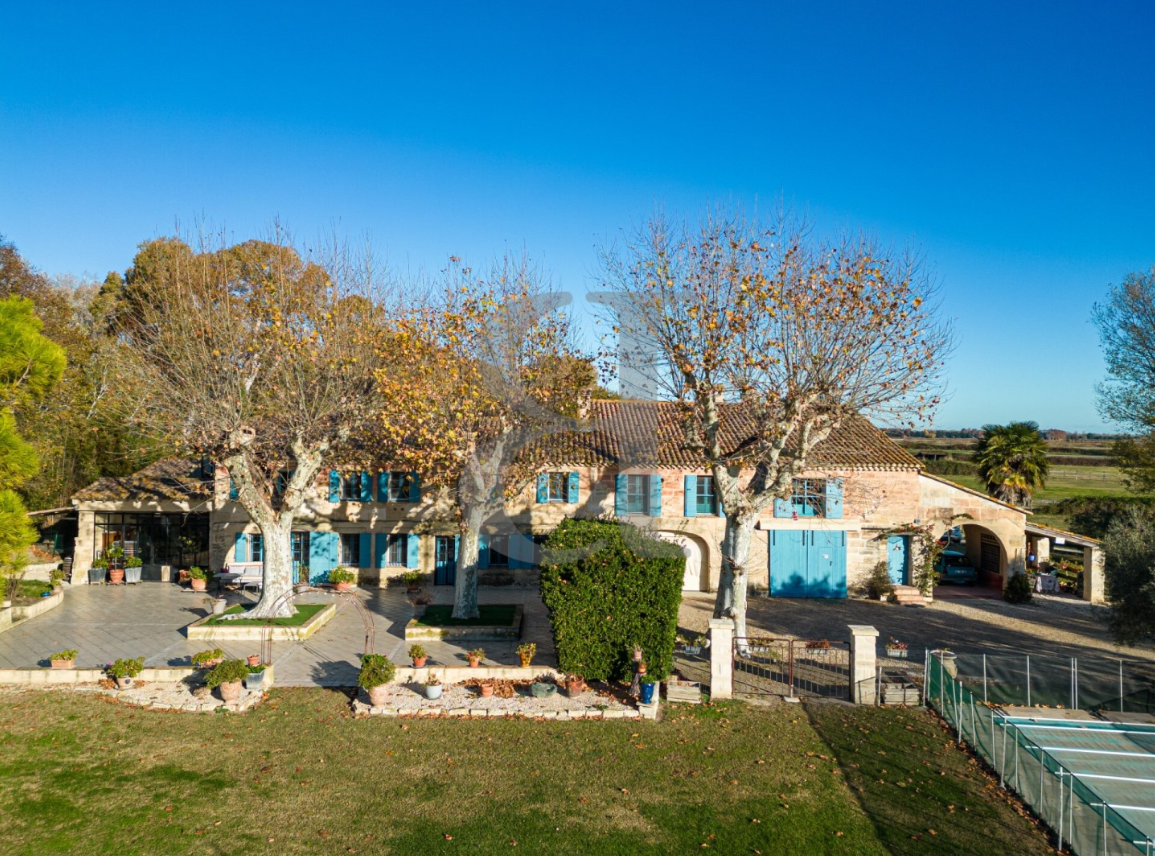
xmin=892 ymin=585 xmax=928 ymax=606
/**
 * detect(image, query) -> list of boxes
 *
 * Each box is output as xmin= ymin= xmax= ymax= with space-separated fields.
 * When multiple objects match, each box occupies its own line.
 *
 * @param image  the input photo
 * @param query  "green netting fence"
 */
xmin=927 ymin=653 xmax=1155 ymax=855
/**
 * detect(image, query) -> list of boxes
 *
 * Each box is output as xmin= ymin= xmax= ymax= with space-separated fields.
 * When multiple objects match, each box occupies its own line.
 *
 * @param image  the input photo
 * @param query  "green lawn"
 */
xmin=417 ymin=604 xmax=518 ymax=627
xmin=11 ymin=580 xmax=52 ymax=600
xmin=204 ymin=603 xmax=327 ymax=626
xmin=0 ymin=689 xmax=1052 ymax=855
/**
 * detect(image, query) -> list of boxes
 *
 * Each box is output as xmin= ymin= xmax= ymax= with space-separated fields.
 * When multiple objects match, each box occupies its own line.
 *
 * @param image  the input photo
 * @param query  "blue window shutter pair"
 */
xmin=234 ymin=532 xmax=248 ymax=563
xmin=478 ymin=533 xmax=490 ymax=569
xmin=614 ymin=474 xmax=628 ymax=516
xmin=406 ymin=532 xmax=420 ymax=568
xmin=374 ymin=533 xmax=388 ymax=568
xmin=825 ymin=478 xmax=844 ymax=519
xmin=684 ymin=475 xmax=697 ymax=517
xmin=359 ymin=472 xmax=372 ymax=503
xmin=649 ymin=475 xmax=663 ymax=517
xmin=408 ymin=473 xmax=421 ymax=503
xmin=376 ymin=472 xmax=389 ymax=502
xmin=358 ymin=532 xmax=372 ymax=569
xmin=328 ymin=470 xmax=340 ymax=503
xmin=229 ymin=478 xmax=239 ymax=501
xmin=567 ymin=472 xmax=580 ymax=504
xmin=536 ymin=474 xmax=549 ymax=504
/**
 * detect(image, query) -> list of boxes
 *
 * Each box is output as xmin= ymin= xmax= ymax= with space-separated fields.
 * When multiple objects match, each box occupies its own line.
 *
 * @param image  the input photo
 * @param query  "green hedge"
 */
xmin=540 ymin=518 xmax=684 ymax=681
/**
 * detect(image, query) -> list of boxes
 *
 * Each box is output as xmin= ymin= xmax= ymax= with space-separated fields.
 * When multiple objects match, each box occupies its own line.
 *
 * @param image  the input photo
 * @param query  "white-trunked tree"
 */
xmin=598 ymin=209 xmax=952 ymax=639
xmin=111 ymin=232 xmax=398 ymax=618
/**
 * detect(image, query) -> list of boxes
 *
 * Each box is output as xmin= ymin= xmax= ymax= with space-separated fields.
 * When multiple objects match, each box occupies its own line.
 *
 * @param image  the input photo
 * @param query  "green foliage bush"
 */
xmin=1003 ymin=573 xmax=1033 ymax=605
xmin=107 ymin=657 xmax=144 ymax=679
xmin=1104 ymin=508 xmax=1155 ymax=645
xmin=1049 ymin=496 xmax=1155 ymax=540
xmin=539 ymin=518 xmax=684 ymax=681
xmin=358 ymin=653 xmax=396 ymax=689
xmin=864 ymin=562 xmax=894 ymax=600
xmin=328 ymin=567 xmax=355 ymax=585
xmin=205 ymin=658 xmax=250 ymax=688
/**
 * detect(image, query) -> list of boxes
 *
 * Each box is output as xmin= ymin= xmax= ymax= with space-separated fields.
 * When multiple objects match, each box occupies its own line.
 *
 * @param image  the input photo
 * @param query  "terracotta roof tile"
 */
xmin=73 ymin=457 xmax=214 ymax=504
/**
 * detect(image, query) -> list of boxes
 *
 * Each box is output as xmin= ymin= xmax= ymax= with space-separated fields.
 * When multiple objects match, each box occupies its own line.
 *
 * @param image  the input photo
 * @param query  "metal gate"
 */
xmin=733 ymin=637 xmax=851 ymax=699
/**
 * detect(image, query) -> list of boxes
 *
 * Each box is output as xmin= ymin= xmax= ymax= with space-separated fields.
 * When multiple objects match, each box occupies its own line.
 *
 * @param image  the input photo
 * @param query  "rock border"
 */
xmin=187 ymin=602 xmax=337 ymax=641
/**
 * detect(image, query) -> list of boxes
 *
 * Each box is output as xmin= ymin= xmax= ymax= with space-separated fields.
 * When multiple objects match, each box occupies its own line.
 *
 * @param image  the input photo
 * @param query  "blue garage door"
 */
xmin=769 ymin=530 xmax=847 ymax=598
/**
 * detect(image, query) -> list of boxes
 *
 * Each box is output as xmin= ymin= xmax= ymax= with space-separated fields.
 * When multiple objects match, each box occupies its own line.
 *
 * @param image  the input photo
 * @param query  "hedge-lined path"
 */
xmin=0 ymin=582 xmax=556 ymax=685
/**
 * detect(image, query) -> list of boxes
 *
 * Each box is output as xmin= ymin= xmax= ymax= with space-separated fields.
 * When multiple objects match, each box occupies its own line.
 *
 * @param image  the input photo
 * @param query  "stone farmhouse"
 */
xmin=69 ymin=401 xmax=1027 ymax=597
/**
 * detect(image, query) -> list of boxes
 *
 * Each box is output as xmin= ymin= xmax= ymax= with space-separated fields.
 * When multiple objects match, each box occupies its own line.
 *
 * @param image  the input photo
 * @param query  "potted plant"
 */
xmin=244 ymin=664 xmax=268 ymax=691
xmin=517 ymin=642 xmax=536 ymax=668
xmin=805 ymin=638 xmax=832 ymax=655
xmin=205 ymin=658 xmax=250 ymax=703
xmin=467 ymin=647 xmax=485 ymax=668
xmin=566 ymin=674 xmax=585 ymax=698
xmin=50 ymin=568 xmax=65 ymax=594
xmin=402 ymin=570 xmax=422 ymax=593
xmin=124 ymin=555 xmax=143 ymax=585
xmin=50 ymin=648 xmax=77 ymax=669
xmin=408 ymin=644 xmax=428 ymax=668
xmin=424 ymin=672 xmax=443 ymax=700
xmin=89 ymin=556 xmax=109 ymax=585
xmin=640 ymin=674 xmax=657 ymax=705
xmin=478 ymin=679 xmax=495 ymax=698
xmin=328 ymin=567 xmax=356 ymax=592
xmin=207 ymin=596 xmax=227 ymax=616
xmin=885 ymin=638 xmax=909 ymax=659
xmin=188 ymin=566 xmax=209 ymax=592
xmin=530 ymin=679 xmax=557 ymax=698
xmin=678 ymin=633 xmax=707 ymax=656
xmin=247 ymin=654 xmax=261 ymax=667
xmin=192 ymin=648 xmax=224 ymax=670
xmin=412 ymin=591 xmax=432 ymax=618
xmin=107 ymin=657 xmax=144 ymax=689
xmin=358 ymin=653 xmax=396 ymax=706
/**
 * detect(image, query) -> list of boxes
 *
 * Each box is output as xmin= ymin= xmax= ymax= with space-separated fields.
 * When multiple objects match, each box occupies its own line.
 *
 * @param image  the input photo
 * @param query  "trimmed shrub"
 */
xmin=1003 ymin=573 xmax=1033 ymax=605
xmin=539 ymin=518 xmax=684 ymax=681
xmin=864 ymin=562 xmax=895 ymax=600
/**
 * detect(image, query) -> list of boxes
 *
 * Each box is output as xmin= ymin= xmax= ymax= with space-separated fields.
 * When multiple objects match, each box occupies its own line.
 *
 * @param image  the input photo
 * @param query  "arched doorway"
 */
xmin=654 ymin=532 xmax=704 ymax=592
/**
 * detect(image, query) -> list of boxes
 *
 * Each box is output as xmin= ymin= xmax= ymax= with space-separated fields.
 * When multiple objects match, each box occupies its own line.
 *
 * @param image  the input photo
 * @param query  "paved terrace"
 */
xmin=0 ymin=583 xmax=556 ymax=687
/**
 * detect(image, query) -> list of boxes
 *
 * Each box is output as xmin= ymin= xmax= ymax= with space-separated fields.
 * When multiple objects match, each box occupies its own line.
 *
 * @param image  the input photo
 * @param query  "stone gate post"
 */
xmin=848 ymin=624 xmax=879 ymax=705
xmin=709 ymin=618 xmax=734 ymax=700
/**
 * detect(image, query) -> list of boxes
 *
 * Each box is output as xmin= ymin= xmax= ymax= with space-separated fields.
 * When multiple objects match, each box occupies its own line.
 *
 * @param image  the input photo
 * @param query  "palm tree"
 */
xmin=973 ymin=421 xmax=1050 ymax=506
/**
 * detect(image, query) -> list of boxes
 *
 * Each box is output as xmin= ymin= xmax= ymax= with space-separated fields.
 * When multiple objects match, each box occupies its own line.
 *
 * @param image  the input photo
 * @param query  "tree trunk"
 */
xmin=246 ymin=517 xmax=296 ymax=619
xmin=453 ymin=521 xmax=482 ymax=620
xmin=713 ymin=512 xmax=755 ymax=642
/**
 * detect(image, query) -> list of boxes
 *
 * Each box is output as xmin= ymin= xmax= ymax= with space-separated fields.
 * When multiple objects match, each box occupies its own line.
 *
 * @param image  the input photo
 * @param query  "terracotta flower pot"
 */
xmin=479 ymin=683 xmax=494 ymax=698
xmin=50 ymin=659 xmax=75 ymax=669
xmin=412 ymin=657 xmax=427 ymax=668
xmin=637 ymin=663 xmax=647 ymax=676
xmin=519 ymin=655 xmax=533 ymax=668
xmin=218 ymin=680 xmax=243 ymax=703
xmin=468 ymin=657 xmax=480 ymax=668
xmin=190 ymin=578 xmax=207 ymax=592
xmin=336 ymin=582 xmax=355 ymax=592
xmin=367 ymin=685 xmax=389 ymax=706
xmin=566 ymin=678 xmax=585 ymax=698
xmin=247 ymin=655 xmax=261 ymax=667
xmin=109 ymin=569 xmax=125 ymax=585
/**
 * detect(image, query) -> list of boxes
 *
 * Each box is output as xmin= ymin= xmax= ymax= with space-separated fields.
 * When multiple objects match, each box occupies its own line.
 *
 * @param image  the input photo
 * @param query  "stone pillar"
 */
xmin=1035 ymin=537 xmax=1051 ymax=567
xmin=709 ymin=618 xmax=734 ymax=700
xmin=1083 ymin=545 xmax=1106 ymax=604
xmin=848 ymin=624 xmax=879 ymax=705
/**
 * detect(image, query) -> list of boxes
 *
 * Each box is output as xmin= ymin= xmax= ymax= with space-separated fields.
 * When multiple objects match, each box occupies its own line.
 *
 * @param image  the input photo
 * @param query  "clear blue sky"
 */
xmin=2 ymin=2 xmax=1152 ymax=431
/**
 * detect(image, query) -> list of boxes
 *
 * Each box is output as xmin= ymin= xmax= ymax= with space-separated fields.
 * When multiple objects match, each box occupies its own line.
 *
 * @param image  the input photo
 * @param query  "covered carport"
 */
xmin=1025 ymin=522 xmax=1106 ymax=603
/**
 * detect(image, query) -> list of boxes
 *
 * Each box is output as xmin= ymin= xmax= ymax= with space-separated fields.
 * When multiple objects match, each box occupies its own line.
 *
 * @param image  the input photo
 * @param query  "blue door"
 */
xmin=770 ymin=530 xmax=847 ymax=598
xmin=434 ymin=536 xmax=457 ymax=586
xmin=887 ymin=535 xmax=909 ymax=585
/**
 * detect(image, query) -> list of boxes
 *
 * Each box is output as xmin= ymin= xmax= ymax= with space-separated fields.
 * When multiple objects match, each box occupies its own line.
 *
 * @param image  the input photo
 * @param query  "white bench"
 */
xmin=224 ymin=562 xmax=264 ymax=592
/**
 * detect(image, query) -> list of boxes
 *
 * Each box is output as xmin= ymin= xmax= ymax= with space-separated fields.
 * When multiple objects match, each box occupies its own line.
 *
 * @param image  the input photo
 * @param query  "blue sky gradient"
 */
xmin=2 ymin=2 xmax=1153 ymax=430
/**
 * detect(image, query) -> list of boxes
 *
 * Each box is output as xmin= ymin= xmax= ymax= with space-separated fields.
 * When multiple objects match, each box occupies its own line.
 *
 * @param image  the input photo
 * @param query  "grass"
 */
xmin=0 ymin=689 xmax=1053 ymax=855
xmin=11 ymin=580 xmax=52 ymax=600
xmin=417 ymin=604 xmax=518 ymax=627
xmin=203 ymin=603 xmax=327 ymax=626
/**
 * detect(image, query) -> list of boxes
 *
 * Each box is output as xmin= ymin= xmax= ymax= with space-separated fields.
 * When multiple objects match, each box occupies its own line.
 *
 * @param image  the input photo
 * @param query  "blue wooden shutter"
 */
xmin=648 ymin=474 xmax=662 ymax=517
xmin=406 ymin=532 xmax=420 ymax=568
xmin=479 ymin=533 xmax=490 ymax=569
xmin=536 ymin=473 xmax=549 ymax=504
xmin=567 ymin=472 xmax=579 ymax=504
xmin=309 ymin=531 xmax=339 ymax=583
xmin=328 ymin=470 xmax=340 ymax=503
xmin=614 ymin=474 xmax=628 ymax=516
xmin=229 ymin=478 xmax=239 ymax=501
xmin=377 ymin=471 xmax=388 ymax=502
xmin=374 ymin=533 xmax=388 ymax=568
xmin=358 ymin=532 xmax=372 ymax=569
xmin=359 ymin=472 xmax=372 ymax=503
xmin=774 ymin=498 xmax=792 ymax=518
xmin=508 ymin=532 xmax=527 ymax=569
xmin=825 ymin=478 xmax=844 ymax=519
xmin=408 ymin=473 xmax=421 ymax=503
xmin=684 ymin=475 xmax=697 ymax=517
xmin=234 ymin=532 xmax=248 ymax=563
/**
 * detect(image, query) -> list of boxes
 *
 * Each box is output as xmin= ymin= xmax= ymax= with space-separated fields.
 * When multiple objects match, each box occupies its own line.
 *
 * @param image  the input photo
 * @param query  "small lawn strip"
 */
xmin=14 ymin=580 xmax=51 ymax=599
xmin=203 ymin=603 xmax=327 ymax=627
xmin=416 ymin=604 xmax=517 ymax=627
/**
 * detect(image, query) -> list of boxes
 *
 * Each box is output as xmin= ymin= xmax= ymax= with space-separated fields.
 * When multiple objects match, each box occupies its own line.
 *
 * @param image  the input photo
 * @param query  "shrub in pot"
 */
xmin=192 ymin=648 xmax=224 ymax=670
xmin=359 ymin=653 xmax=396 ymax=707
xmin=412 ymin=591 xmax=432 ymax=618
xmin=124 ymin=555 xmax=143 ymax=584
xmin=244 ymin=665 xmax=268 ymax=691
xmin=424 ymin=672 xmax=443 ymax=700
xmin=402 ymin=570 xmax=422 ymax=592
xmin=467 ymin=647 xmax=485 ymax=668
xmin=517 ymin=643 xmax=536 ymax=668
xmin=329 ymin=567 xmax=356 ymax=592
xmin=188 ymin=566 xmax=209 ymax=592
xmin=206 ymin=658 xmax=250 ymax=702
xmin=108 ymin=567 xmax=125 ymax=585
xmin=408 ymin=643 xmax=428 ymax=668
xmin=639 ymin=675 xmax=657 ymax=705
xmin=89 ymin=556 xmax=109 ymax=584
xmin=107 ymin=657 xmax=144 ymax=689
xmin=50 ymin=649 xmax=77 ymax=669
xmin=247 ymin=654 xmax=261 ymax=667
xmin=566 ymin=675 xmax=585 ymax=698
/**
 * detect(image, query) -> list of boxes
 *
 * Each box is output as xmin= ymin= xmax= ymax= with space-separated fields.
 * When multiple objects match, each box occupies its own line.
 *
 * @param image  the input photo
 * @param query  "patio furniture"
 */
xmin=1034 ymin=573 xmax=1059 ymax=594
xmin=224 ymin=562 xmax=264 ymax=592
